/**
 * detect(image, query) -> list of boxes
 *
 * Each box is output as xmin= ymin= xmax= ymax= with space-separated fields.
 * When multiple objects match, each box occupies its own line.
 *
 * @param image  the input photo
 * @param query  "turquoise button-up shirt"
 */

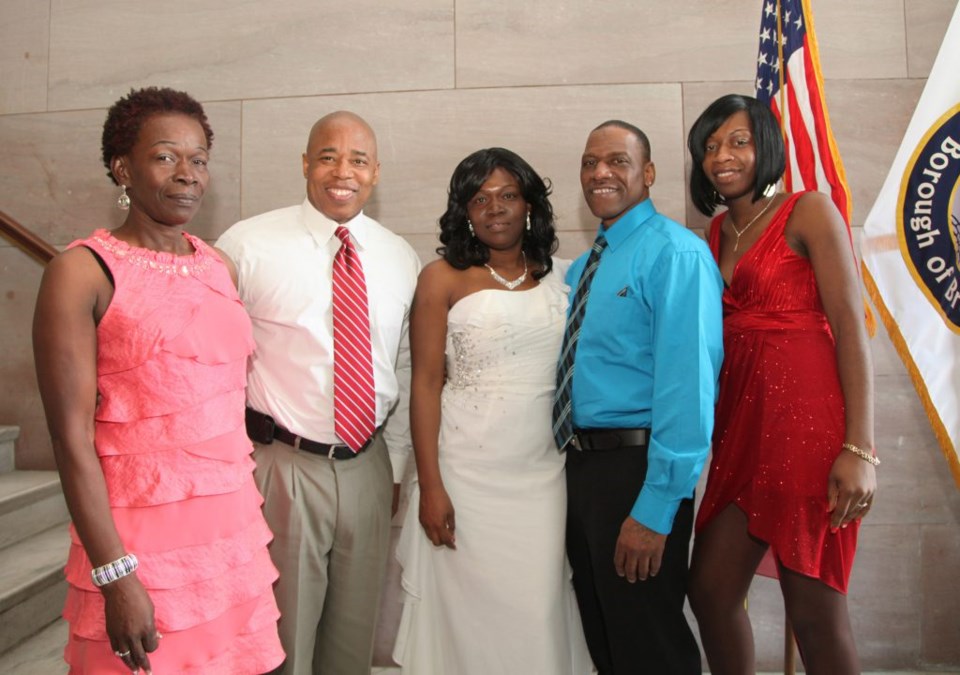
xmin=566 ymin=198 xmax=724 ymax=534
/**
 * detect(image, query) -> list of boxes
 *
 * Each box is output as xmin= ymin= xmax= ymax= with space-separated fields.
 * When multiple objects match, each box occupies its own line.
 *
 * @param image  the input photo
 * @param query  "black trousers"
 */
xmin=566 ymin=444 xmax=701 ymax=675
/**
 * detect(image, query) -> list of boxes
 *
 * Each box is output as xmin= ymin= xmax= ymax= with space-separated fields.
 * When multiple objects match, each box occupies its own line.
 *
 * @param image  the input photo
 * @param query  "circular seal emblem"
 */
xmin=898 ymin=103 xmax=960 ymax=332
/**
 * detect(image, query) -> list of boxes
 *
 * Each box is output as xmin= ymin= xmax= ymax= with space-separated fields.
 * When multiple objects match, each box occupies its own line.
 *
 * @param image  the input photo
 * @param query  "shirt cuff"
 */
xmin=629 ymin=487 xmax=681 ymax=535
xmin=388 ymin=448 xmax=409 ymax=484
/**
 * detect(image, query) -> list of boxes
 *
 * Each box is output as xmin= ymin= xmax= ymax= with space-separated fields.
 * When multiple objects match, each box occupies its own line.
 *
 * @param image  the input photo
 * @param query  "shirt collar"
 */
xmin=596 ymin=198 xmax=657 ymax=252
xmin=299 ymin=197 xmax=370 ymax=251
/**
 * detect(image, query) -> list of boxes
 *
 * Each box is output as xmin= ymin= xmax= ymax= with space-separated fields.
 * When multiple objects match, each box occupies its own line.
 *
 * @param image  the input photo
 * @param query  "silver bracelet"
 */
xmin=91 ymin=553 xmax=139 ymax=587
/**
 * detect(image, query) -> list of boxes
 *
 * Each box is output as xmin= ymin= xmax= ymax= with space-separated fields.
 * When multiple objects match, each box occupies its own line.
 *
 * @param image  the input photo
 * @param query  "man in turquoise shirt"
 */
xmin=558 ymin=120 xmax=723 ymax=674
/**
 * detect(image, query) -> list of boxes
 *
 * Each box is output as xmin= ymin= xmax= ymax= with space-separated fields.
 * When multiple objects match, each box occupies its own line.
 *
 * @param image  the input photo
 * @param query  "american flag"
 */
xmin=755 ymin=0 xmax=852 ymax=225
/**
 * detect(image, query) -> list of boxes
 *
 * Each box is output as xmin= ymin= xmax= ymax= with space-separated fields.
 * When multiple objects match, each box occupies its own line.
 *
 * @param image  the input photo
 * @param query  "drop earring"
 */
xmin=526 ymin=213 xmax=531 ymax=232
xmin=117 ymin=185 xmax=130 ymax=211
xmin=467 ymin=220 xmax=475 ymax=237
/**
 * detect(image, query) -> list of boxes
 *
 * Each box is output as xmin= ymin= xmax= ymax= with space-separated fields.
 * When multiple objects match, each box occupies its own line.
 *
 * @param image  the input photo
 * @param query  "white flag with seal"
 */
xmin=861 ymin=1 xmax=960 ymax=488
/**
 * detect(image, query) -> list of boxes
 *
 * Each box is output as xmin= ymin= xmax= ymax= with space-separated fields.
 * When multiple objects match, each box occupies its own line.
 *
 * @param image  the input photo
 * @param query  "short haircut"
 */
xmin=438 ymin=147 xmax=558 ymax=280
xmin=592 ymin=120 xmax=651 ymax=161
xmin=101 ymin=87 xmax=214 ymax=185
xmin=687 ymin=94 xmax=785 ymax=216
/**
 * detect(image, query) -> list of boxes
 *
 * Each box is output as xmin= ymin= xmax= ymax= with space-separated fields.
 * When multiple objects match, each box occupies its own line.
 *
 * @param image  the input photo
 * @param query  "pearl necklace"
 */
xmin=729 ymin=194 xmax=776 ymax=252
xmin=485 ymin=252 xmax=528 ymax=290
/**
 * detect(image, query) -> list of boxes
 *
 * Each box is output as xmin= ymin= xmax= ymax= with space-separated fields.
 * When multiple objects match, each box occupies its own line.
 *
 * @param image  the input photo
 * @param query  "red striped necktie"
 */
xmin=332 ymin=226 xmax=376 ymax=452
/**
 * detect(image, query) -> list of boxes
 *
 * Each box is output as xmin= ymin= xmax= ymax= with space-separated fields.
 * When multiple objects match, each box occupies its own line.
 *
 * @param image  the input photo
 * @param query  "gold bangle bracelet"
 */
xmin=842 ymin=442 xmax=880 ymax=466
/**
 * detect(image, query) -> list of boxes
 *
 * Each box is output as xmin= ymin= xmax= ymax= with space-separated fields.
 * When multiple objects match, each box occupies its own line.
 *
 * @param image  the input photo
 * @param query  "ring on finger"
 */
xmin=114 ymin=650 xmax=131 ymax=658
xmin=857 ymin=502 xmax=870 ymax=509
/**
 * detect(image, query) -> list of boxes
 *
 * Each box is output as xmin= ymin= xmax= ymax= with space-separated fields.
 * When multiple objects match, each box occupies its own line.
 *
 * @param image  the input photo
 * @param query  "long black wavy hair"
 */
xmin=437 ymin=148 xmax=558 ymax=280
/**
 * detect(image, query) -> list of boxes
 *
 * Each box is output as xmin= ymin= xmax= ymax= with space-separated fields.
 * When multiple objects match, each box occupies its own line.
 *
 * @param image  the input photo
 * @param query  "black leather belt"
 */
xmin=570 ymin=428 xmax=649 ymax=452
xmin=245 ymin=407 xmax=373 ymax=460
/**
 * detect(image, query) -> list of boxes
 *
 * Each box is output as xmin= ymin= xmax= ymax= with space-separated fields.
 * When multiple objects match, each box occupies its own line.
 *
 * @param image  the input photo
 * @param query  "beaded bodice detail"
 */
xmin=443 ymin=278 xmax=569 ymax=398
xmin=90 ymin=229 xmax=214 ymax=277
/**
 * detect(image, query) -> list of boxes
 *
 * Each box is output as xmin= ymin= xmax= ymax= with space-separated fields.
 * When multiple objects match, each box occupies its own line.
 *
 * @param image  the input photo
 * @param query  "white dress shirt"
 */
xmin=217 ymin=199 xmax=421 ymax=480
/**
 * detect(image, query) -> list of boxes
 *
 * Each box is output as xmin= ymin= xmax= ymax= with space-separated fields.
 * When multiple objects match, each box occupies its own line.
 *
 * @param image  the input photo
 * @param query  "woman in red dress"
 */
xmin=686 ymin=94 xmax=877 ymax=675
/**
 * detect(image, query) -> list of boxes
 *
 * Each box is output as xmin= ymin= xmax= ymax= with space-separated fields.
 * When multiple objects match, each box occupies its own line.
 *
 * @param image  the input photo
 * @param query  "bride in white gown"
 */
xmin=394 ymin=148 xmax=593 ymax=675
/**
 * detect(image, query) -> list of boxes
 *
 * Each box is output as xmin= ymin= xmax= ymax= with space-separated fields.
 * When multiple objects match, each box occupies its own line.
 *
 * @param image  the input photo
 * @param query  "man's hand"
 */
xmin=614 ymin=516 xmax=667 ymax=582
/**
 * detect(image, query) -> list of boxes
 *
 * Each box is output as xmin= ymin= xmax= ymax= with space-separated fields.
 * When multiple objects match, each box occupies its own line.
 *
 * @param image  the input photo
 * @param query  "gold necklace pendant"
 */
xmin=730 ymin=194 xmax=776 ymax=252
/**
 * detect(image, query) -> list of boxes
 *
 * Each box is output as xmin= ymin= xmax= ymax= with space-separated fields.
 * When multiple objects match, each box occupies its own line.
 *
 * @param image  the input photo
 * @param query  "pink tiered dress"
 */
xmin=61 ymin=229 xmax=284 ymax=674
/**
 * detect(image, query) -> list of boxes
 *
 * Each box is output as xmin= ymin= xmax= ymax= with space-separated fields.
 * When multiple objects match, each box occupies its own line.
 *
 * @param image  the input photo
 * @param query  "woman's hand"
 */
xmin=827 ymin=450 xmax=877 ymax=530
xmin=419 ymin=483 xmax=457 ymax=549
xmin=102 ymin=574 xmax=160 ymax=673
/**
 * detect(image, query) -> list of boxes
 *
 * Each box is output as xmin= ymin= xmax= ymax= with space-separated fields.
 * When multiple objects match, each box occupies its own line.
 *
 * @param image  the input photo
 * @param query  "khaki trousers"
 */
xmin=253 ymin=432 xmax=393 ymax=675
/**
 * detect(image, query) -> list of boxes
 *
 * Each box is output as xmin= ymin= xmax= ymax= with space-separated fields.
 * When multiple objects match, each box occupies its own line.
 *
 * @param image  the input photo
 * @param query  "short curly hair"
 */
xmin=438 ymin=148 xmax=558 ymax=280
xmin=101 ymin=87 xmax=214 ymax=184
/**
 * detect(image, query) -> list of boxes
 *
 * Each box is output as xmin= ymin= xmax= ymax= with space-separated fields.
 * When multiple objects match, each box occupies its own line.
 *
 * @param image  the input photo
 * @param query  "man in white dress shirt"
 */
xmin=217 ymin=111 xmax=420 ymax=675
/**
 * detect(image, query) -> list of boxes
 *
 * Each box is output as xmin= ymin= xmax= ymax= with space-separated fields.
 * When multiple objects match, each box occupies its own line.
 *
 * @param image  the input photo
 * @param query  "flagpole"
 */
xmin=776 ymin=0 xmax=788 ymax=188
xmin=774 ymin=12 xmax=798 ymax=673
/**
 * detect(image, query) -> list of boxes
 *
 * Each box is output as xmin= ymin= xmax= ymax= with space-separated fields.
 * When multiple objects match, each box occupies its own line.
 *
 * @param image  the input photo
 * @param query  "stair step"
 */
xmin=0 ymin=426 xmax=17 ymax=474
xmin=0 ymin=526 xmax=70 ymax=655
xmin=0 ymin=471 xmax=69 ymax=551
xmin=0 ymin=618 xmax=65 ymax=674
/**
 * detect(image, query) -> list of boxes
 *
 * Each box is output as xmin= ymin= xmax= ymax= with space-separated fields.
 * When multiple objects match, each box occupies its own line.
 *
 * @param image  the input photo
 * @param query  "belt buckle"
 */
xmin=328 ymin=444 xmax=349 ymax=459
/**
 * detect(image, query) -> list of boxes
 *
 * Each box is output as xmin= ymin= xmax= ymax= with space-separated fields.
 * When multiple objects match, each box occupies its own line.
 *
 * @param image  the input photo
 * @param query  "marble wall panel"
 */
xmin=872 ymin=380 xmax=951 ymax=526
xmin=0 ymin=102 xmax=242 ymax=246
xmin=239 ymin=84 xmax=687 ymax=236
xmin=921 ymin=524 xmax=960 ymax=665
xmin=0 ymin=0 xmax=49 ymax=115
xmin=825 ymin=78 xmax=925 ymax=228
xmin=456 ymin=0 xmax=758 ymax=88
xmin=46 ymin=0 xmax=454 ymax=111
xmin=870 ymin=306 xmax=915 ymax=377
xmin=744 ymin=575 xmax=793 ymax=671
xmin=556 ymin=230 xmax=599 ymax=261
xmin=0 ymin=249 xmax=49 ymax=469
xmin=456 ymin=0 xmax=907 ymax=90
xmin=918 ymin=439 xmax=960 ymax=525
xmin=814 ymin=0 xmax=908 ymax=81
xmin=849 ymin=524 xmax=924 ymax=668
xmin=402 ymin=233 xmax=442 ymax=268
xmin=0 ymin=109 xmax=108 ymax=244
xmin=905 ymin=0 xmax=958 ymax=78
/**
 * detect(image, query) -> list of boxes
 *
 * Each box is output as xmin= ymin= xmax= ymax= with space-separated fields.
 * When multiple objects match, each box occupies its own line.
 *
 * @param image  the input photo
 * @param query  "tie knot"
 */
xmin=335 ymin=226 xmax=352 ymax=245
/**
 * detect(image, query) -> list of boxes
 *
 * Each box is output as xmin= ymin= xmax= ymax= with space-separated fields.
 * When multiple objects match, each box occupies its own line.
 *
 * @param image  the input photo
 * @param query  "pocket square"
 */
xmin=616 ymin=286 xmax=628 ymax=297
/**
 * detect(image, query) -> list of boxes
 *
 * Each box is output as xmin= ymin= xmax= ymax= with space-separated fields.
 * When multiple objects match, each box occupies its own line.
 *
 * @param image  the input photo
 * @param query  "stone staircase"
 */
xmin=0 ymin=426 xmax=70 ymax=673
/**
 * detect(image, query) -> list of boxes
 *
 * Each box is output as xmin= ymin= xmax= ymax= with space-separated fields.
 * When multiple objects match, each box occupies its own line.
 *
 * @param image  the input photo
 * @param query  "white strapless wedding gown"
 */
xmin=394 ymin=264 xmax=593 ymax=675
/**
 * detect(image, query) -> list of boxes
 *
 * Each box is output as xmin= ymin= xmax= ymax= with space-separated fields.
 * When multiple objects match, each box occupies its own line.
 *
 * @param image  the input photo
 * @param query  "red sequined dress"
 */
xmin=61 ymin=229 xmax=284 ymax=673
xmin=695 ymin=193 xmax=858 ymax=593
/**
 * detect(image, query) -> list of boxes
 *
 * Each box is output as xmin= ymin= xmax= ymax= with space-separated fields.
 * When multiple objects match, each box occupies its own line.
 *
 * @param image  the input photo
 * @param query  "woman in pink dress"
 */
xmin=686 ymin=94 xmax=877 ymax=675
xmin=33 ymin=87 xmax=284 ymax=674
